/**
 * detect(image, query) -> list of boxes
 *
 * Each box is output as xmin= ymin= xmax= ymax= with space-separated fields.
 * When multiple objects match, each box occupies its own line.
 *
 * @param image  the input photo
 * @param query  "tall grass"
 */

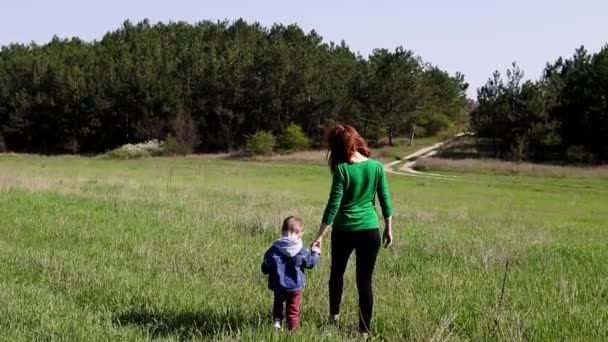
xmin=0 ymin=155 xmax=607 ymax=340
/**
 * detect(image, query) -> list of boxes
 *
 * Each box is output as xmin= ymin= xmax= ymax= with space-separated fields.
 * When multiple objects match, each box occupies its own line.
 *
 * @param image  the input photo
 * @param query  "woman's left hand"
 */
xmin=382 ymin=228 xmax=393 ymax=248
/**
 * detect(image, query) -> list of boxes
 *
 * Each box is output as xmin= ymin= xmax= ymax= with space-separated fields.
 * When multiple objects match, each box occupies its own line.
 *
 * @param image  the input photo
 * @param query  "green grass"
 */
xmin=1 ymin=154 xmax=607 ymax=341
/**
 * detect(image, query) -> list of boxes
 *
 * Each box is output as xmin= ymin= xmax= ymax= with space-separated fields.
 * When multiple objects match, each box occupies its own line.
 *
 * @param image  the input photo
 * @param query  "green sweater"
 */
xmin=322 ymin=159 xmax=393 ymax=231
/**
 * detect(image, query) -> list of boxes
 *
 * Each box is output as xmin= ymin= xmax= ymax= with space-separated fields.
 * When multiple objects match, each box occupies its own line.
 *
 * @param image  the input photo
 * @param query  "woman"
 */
xmin=312 ymin=124 xmax=393 ymax=335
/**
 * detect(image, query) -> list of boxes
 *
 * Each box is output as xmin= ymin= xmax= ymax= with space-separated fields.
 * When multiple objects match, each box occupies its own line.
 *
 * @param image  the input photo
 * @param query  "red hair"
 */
xmin=326 ymin=125 xmax=371 ymax=172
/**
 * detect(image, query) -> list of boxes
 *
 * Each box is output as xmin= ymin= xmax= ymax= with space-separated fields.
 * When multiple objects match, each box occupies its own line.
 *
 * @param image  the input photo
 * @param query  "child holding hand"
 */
xmin=261 ymin=216 xmax=321 ymax=332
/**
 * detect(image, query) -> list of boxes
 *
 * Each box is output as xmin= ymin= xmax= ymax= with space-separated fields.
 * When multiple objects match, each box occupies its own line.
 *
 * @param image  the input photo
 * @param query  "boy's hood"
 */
xmin=273 ymin=237 xmax=303 ymax=257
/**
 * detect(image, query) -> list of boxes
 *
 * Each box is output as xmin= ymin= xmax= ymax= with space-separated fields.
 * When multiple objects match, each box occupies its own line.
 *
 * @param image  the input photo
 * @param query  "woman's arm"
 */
xmin=377 ymin=166 xmax=393 ymax=218
xmin=314 ymin=167 xmax=345 ymax=245
xmin=312 ymin=222 xmax=330 ymax=245
xmin=378 ymin=166 xmax=394 ymax=247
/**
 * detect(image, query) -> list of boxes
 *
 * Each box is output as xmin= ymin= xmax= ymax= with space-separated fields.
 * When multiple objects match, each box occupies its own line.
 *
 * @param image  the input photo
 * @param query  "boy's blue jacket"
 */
xmin=261 ymin=237 xmax=320 ymax=292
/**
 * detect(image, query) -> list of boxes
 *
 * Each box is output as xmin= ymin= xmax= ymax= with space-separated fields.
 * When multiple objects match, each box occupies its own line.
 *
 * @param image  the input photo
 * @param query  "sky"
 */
xmin=1 ymin=0 xmax=607 ymax=98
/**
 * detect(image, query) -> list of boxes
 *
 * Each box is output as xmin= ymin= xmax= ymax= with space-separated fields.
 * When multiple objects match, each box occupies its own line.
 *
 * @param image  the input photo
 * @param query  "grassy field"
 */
xmin=415 ymin=157 xmax=608 ymax=179
xmin=1 ymin=155 xmax=607 ymax=341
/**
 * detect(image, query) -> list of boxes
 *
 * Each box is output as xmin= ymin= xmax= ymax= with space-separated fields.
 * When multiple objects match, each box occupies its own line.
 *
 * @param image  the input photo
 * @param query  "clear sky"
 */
xmin=1 ymin=0 xmax=607 ymax=98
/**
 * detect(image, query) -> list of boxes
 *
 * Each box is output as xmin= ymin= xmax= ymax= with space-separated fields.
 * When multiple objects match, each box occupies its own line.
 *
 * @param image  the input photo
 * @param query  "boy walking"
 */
xmin=261 ymin=216 xmax=320 ymax=331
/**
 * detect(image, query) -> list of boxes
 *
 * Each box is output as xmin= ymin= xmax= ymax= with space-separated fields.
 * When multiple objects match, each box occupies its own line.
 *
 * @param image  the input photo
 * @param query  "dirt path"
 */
xmin=383 ymin=133 xmax=468 ymax=180
xmin=381 ymin=134 xmax=608 ymax=193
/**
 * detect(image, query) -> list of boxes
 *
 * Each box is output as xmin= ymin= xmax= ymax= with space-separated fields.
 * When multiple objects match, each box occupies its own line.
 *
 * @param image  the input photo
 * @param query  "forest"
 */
xmin=0 ymin=19 xmax=468 ymax=154
xmin=2 ymin=18 xmax=605 ymax=164
xmin=471 ymin=46 xmax=608 ymax=163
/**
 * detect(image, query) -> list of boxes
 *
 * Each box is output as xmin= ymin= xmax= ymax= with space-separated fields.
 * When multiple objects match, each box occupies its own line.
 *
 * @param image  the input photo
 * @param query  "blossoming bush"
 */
xmin=103 ymin=140 xmax=164 ymax=159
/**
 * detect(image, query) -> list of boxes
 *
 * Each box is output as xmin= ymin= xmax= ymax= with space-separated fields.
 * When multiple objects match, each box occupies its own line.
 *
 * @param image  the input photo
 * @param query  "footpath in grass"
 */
xmin=0 ymin=155 xmax=607 ymax=340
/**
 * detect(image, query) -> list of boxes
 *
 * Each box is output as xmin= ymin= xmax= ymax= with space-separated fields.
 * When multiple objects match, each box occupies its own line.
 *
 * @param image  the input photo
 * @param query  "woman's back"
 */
xmin=322 ymin=159 xmax=392 ymax=231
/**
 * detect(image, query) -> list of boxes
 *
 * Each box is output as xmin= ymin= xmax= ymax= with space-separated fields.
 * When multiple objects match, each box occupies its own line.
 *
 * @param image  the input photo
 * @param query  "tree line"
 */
xmin=0 ymin=19 xmax=469 ymax=154
xmin=471 ymin=46 xmax=608 ymax=163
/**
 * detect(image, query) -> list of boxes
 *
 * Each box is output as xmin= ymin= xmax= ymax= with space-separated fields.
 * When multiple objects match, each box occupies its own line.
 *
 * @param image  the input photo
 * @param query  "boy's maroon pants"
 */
xmin=273 ymin=290 xmax=302 ymax=331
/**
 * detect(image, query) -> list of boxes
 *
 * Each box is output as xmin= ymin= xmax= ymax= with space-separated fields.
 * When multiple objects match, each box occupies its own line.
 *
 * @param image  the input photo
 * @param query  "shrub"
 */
xmin=278 ymin=124 xmax=310 ymax=151
xmin=245 ymin=130 xmax=276 ymax=155
xmin=103 ymin=140 xmax=164 ymax=159
xmin=162 ymin=134 xmax=180 ymax=155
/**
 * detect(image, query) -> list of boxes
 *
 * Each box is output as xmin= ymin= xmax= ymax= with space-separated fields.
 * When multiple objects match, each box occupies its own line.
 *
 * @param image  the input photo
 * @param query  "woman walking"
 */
xmin=312 ymin=125 xmax=393 ymax=336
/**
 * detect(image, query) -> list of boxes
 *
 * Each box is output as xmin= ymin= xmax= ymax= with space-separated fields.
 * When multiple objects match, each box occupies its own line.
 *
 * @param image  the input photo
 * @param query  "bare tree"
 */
xmin=0 ymin=133 xmax=6 ymax=152
xmin=172 ymin=110 xmax=201 ymax=154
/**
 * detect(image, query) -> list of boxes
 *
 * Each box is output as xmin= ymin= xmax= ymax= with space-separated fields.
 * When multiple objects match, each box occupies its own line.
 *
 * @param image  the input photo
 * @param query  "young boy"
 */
xmin=261 ymin=216 xmax=321 ymax=332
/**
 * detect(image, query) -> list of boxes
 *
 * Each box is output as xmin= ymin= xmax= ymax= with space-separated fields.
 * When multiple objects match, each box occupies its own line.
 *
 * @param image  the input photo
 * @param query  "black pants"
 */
xmin=329 ymin=228 xmax=380 ymax=333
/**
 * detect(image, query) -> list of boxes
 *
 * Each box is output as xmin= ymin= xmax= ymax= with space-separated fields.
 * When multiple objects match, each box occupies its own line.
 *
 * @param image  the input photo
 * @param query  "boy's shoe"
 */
xmin=329 ymin=314 xmax=340 ymax=326
xmin=273 ymin=319 xmax=282 ymax=330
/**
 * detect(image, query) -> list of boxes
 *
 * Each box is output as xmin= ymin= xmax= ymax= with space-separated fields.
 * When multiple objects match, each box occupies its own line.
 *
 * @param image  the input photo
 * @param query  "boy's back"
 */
xmin=262 ymin=236 xmax=319 ymax=292
xmin=261 ymin=216 xmax=321 ymax=332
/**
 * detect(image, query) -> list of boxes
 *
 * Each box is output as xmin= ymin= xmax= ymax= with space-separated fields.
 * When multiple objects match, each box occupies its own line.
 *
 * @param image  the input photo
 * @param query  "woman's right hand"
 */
xmin=311 ymin=240 xmax=322 ymax=254
xmin=311 ymin=222 xmax=329 ymax=250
